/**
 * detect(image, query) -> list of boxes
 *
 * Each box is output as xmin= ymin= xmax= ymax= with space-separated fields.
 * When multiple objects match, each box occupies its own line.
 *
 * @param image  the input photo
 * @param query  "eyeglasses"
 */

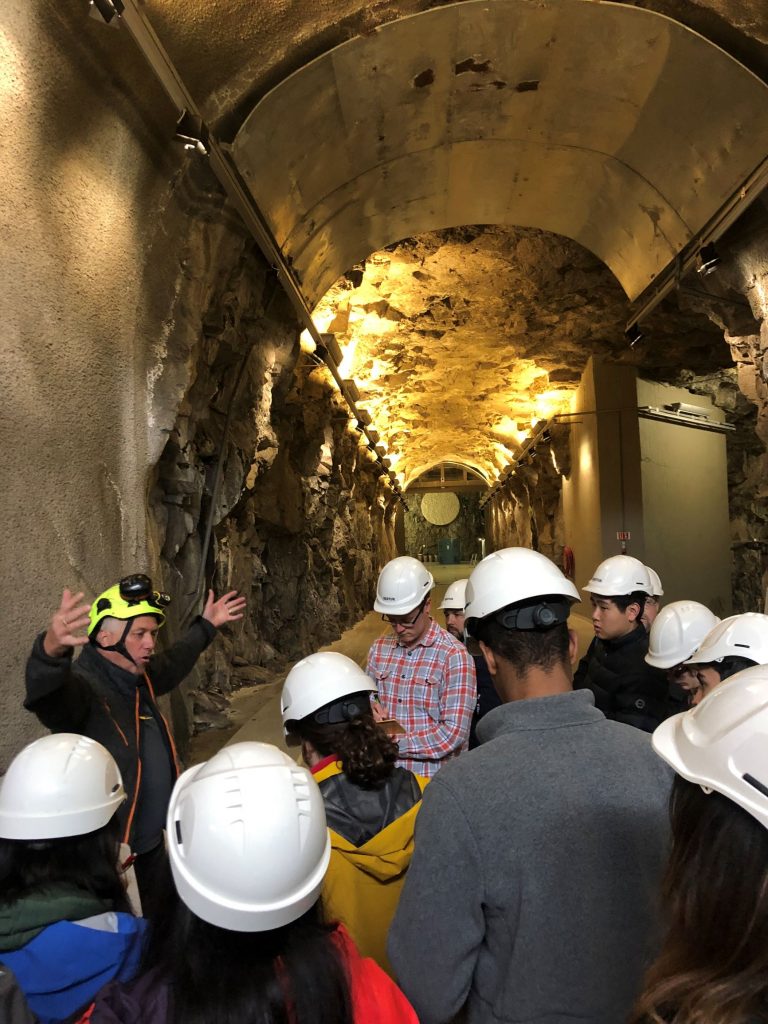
xmin=382 ymin=600 xmax=426 ymax=627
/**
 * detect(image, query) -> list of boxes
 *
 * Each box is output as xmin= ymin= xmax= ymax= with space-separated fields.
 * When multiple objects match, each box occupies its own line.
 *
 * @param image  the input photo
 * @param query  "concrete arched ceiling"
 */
xmin=232 ymin=0 xmax=768 ymax=307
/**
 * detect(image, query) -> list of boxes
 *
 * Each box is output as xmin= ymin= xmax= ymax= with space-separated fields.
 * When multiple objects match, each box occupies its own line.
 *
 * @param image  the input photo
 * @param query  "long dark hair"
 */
xmin=288 ymin=703 xmax=398 ymax=788
xmin=0 ymin=815 xmax=130 ymax=913
xmin=142 ymin=893 xmax=353 ymax=1024
xmin=630 ymin=775 xmax=768 ymax=1024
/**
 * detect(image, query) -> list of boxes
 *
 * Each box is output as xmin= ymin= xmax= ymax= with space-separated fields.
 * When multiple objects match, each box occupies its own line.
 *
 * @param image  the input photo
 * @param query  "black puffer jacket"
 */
xmin=24 ymin=619 xmax=216 ymax=845
xmin=573 ymin=625 xmax=670 ymax=731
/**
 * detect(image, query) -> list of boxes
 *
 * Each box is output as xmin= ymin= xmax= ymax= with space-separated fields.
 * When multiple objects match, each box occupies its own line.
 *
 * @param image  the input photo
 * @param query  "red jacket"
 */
xmin=75 ymin=925 xmax=417 ymax=1024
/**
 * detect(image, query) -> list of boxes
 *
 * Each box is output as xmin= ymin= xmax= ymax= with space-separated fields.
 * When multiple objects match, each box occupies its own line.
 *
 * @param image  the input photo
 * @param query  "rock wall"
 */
xmin=672 ymin=200 xmax=768 ymax=612
xmin=485 ymin=429 xmax=567 ymax=563
xmin=403 ymin=493 xmax=484 ymax=562
xmin=147 ymin=205 xmax=397 ymax=752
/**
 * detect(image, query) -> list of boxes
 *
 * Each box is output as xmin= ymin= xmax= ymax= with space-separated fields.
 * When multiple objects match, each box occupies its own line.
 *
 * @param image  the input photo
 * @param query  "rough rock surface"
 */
xmin=145 ymin=183 xmax=397 ymax=753
xmin=313 ymin=226 xmax=731 ymax=485
xmin=403 ymin=493 xmax=484 ymax=563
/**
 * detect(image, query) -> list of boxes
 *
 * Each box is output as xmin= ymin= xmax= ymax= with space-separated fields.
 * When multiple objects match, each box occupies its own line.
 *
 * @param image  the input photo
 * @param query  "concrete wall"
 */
xmin=562 ymin=360 xmax=732 ymax=618
xmin=1 ymin=2 xmax=188 ymax=768
xmin=561 ymin=358 xmax=645 ymax=615
xmin=637 ymin=380 xmax=732 ymax=616
xmin=0 ymin=2 xmax=397 ymax=770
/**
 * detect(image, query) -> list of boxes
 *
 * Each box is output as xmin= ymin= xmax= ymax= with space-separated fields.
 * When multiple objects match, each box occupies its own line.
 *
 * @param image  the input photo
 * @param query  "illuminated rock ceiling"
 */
xmin=311 ymin=225 xmax=729 ymax=486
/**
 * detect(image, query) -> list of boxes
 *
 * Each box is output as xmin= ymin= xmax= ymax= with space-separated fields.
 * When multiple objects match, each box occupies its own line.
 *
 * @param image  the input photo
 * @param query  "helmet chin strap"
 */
xmin=93 ymin=619 xmax=137 ymax=668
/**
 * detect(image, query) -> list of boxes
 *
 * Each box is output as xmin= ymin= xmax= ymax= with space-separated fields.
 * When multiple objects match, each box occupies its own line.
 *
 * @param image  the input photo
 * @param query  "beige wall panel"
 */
xmin=637 ymin=380 xmax=733 ymax=616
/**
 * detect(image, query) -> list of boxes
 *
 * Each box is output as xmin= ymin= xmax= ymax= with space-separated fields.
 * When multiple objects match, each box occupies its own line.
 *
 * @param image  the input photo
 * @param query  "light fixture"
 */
xmin=318 ymin=333 xmax=343 ymax=365
xmin=697 ymin=243 xmax=721 ymax=276
xmin=625 ymin=323 xmax=644 ymax=348
xmin=175 ymin=110 xmax=210 ymax=155
xmin=90 ymin=0 xmax=124 ymax=23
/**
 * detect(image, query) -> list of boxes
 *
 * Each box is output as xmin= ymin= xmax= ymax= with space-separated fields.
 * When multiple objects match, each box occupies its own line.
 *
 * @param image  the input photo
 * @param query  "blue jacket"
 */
xmin=1 ymin=913 xmax=146 ymax=1024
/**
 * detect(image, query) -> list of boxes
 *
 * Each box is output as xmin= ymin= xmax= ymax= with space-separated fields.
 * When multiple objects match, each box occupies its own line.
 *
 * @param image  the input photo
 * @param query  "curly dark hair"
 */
xmin=288 ymin=699 xmax=399 ymax=789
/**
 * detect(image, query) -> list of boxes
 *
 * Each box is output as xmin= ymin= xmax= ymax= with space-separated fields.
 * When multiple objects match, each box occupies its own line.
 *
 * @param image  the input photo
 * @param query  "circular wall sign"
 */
xmin=421 ymin=491 xmax=460 ymax=525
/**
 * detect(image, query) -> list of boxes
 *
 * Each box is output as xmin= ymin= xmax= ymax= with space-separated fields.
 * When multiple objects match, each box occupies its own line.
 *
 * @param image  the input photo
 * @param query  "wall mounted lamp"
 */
xmin=697 ymin=242 xmax=721 ymax=276
xmin=90 ymin=0 xmax=124 ymax=24
xmin=624 ymin=323 xmax=644 ymax=348
xmin=175 ymin=110 xmax=209 ymax=155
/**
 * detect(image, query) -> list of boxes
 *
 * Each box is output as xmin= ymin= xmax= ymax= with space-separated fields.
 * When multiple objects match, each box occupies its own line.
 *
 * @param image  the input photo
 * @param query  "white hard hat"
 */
xmin=281 ymin=652 xmax=376 ymax=743
xmin=652 ymin=664 xmax=768 ymax=830
xmin=583 ymin=555 xmax=653 ymax=597
xmin=373 ymin=556 xmax=434 ymax=614
xmin=646 ymin=567 xmax=664 ymax=598
xmin=464 ymin=547 xmax=579 ymax=633
xmin=439 ymin=579 xmax=468 ymax=611
xmin=0 ymin=734 xmax=125 ymax=841
xmin=685 ymin=613 xmax=768 ymax=667
xmin=167 ymin=741 xmax=331 ymax=933
xmin=645 ymin=601 xmax=721 ymax=670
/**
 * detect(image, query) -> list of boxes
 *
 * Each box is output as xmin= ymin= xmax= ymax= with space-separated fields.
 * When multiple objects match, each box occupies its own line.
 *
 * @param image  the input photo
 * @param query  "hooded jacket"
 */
xmin=72 ymin=925 xmax=418 ymax=1024
xmin=311 ymin=758 xmax=428 ymax=976
xmin=24 ymin=619 xmax=216 ymax=848
xmin=0 ymin=887 xmax=146 ymax=1024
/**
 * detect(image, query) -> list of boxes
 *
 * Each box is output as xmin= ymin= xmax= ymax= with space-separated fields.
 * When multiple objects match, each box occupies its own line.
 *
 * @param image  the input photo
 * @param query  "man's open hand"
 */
xmin=43 ymin=588 xmax=92 ymax=657
xmin=202 ymin=589 xmax=247 ymax=628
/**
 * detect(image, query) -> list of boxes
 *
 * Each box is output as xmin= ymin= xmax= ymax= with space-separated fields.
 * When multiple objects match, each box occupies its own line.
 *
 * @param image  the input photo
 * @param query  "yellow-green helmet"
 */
xmin=89 ymin=576 xmax=168 ymax=638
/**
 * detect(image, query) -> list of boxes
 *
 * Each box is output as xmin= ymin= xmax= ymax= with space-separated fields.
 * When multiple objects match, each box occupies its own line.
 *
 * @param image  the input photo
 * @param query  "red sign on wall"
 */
xmin=616 ymin=531 xmax=631 ymax=541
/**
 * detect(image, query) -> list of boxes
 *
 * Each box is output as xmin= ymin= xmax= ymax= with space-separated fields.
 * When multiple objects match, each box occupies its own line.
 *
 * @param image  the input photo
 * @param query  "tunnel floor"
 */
xmin=188 ymin=565 xmax=595 ymax=767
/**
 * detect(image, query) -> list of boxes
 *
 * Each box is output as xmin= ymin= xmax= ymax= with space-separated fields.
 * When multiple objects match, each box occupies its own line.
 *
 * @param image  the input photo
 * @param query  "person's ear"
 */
xmin=626 ymin=602 xmax=641 ymax=623
xmin=567 ymin=628 xmax=579 ymax=665
xmin=479 ymin=641 xmax=498 ymax=676
xmin=424 ymin=597 xmax=432 ymax=616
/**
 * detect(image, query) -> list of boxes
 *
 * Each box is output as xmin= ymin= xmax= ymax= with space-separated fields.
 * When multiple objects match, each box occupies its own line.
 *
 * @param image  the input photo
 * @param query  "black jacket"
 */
xmin=573 ymin=625 xmax=669 ymax=731
xmin=24 ymin=618 xmax=216 ymax=846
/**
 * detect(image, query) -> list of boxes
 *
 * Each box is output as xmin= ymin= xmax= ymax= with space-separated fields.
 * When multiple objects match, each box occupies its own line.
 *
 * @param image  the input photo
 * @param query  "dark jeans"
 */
xmin=133 ymin=841 xmax=171 ymax=920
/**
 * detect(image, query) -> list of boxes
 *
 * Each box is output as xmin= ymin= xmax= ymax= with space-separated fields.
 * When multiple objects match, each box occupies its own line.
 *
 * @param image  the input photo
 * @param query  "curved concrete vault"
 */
xmin=233 ymin=0 xmax=768 ymax=308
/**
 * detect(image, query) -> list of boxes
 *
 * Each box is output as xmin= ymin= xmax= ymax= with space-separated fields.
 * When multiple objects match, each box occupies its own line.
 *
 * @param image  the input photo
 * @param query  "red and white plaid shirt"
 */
xmin=366 ymin=619 xmax=476 ymax=777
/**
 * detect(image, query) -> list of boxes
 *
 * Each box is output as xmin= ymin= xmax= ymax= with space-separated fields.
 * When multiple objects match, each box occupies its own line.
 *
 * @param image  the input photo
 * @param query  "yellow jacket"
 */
xmin=312 ymin=759 xmax=429 ymax=976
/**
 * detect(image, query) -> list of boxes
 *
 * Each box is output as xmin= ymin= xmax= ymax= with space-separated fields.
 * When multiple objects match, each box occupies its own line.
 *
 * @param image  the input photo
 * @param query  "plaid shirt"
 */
xmin=366 ymin=619 xmax=476 ymax=777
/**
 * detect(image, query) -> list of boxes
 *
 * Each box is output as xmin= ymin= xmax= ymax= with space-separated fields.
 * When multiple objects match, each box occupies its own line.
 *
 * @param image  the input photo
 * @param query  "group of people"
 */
xmin=2 ymin=552 xmax=768 ymax=1023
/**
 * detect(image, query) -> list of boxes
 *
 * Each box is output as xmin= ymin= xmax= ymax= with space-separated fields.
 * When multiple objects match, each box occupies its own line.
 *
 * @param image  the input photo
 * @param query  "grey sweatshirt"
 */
xmin=388 ymin=690 xmax=672 ymax=1024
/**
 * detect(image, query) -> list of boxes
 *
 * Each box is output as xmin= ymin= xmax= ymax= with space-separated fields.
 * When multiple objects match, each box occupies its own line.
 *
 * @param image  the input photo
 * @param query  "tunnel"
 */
xmin=3 ymin=0 xmax=768 ymax=768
